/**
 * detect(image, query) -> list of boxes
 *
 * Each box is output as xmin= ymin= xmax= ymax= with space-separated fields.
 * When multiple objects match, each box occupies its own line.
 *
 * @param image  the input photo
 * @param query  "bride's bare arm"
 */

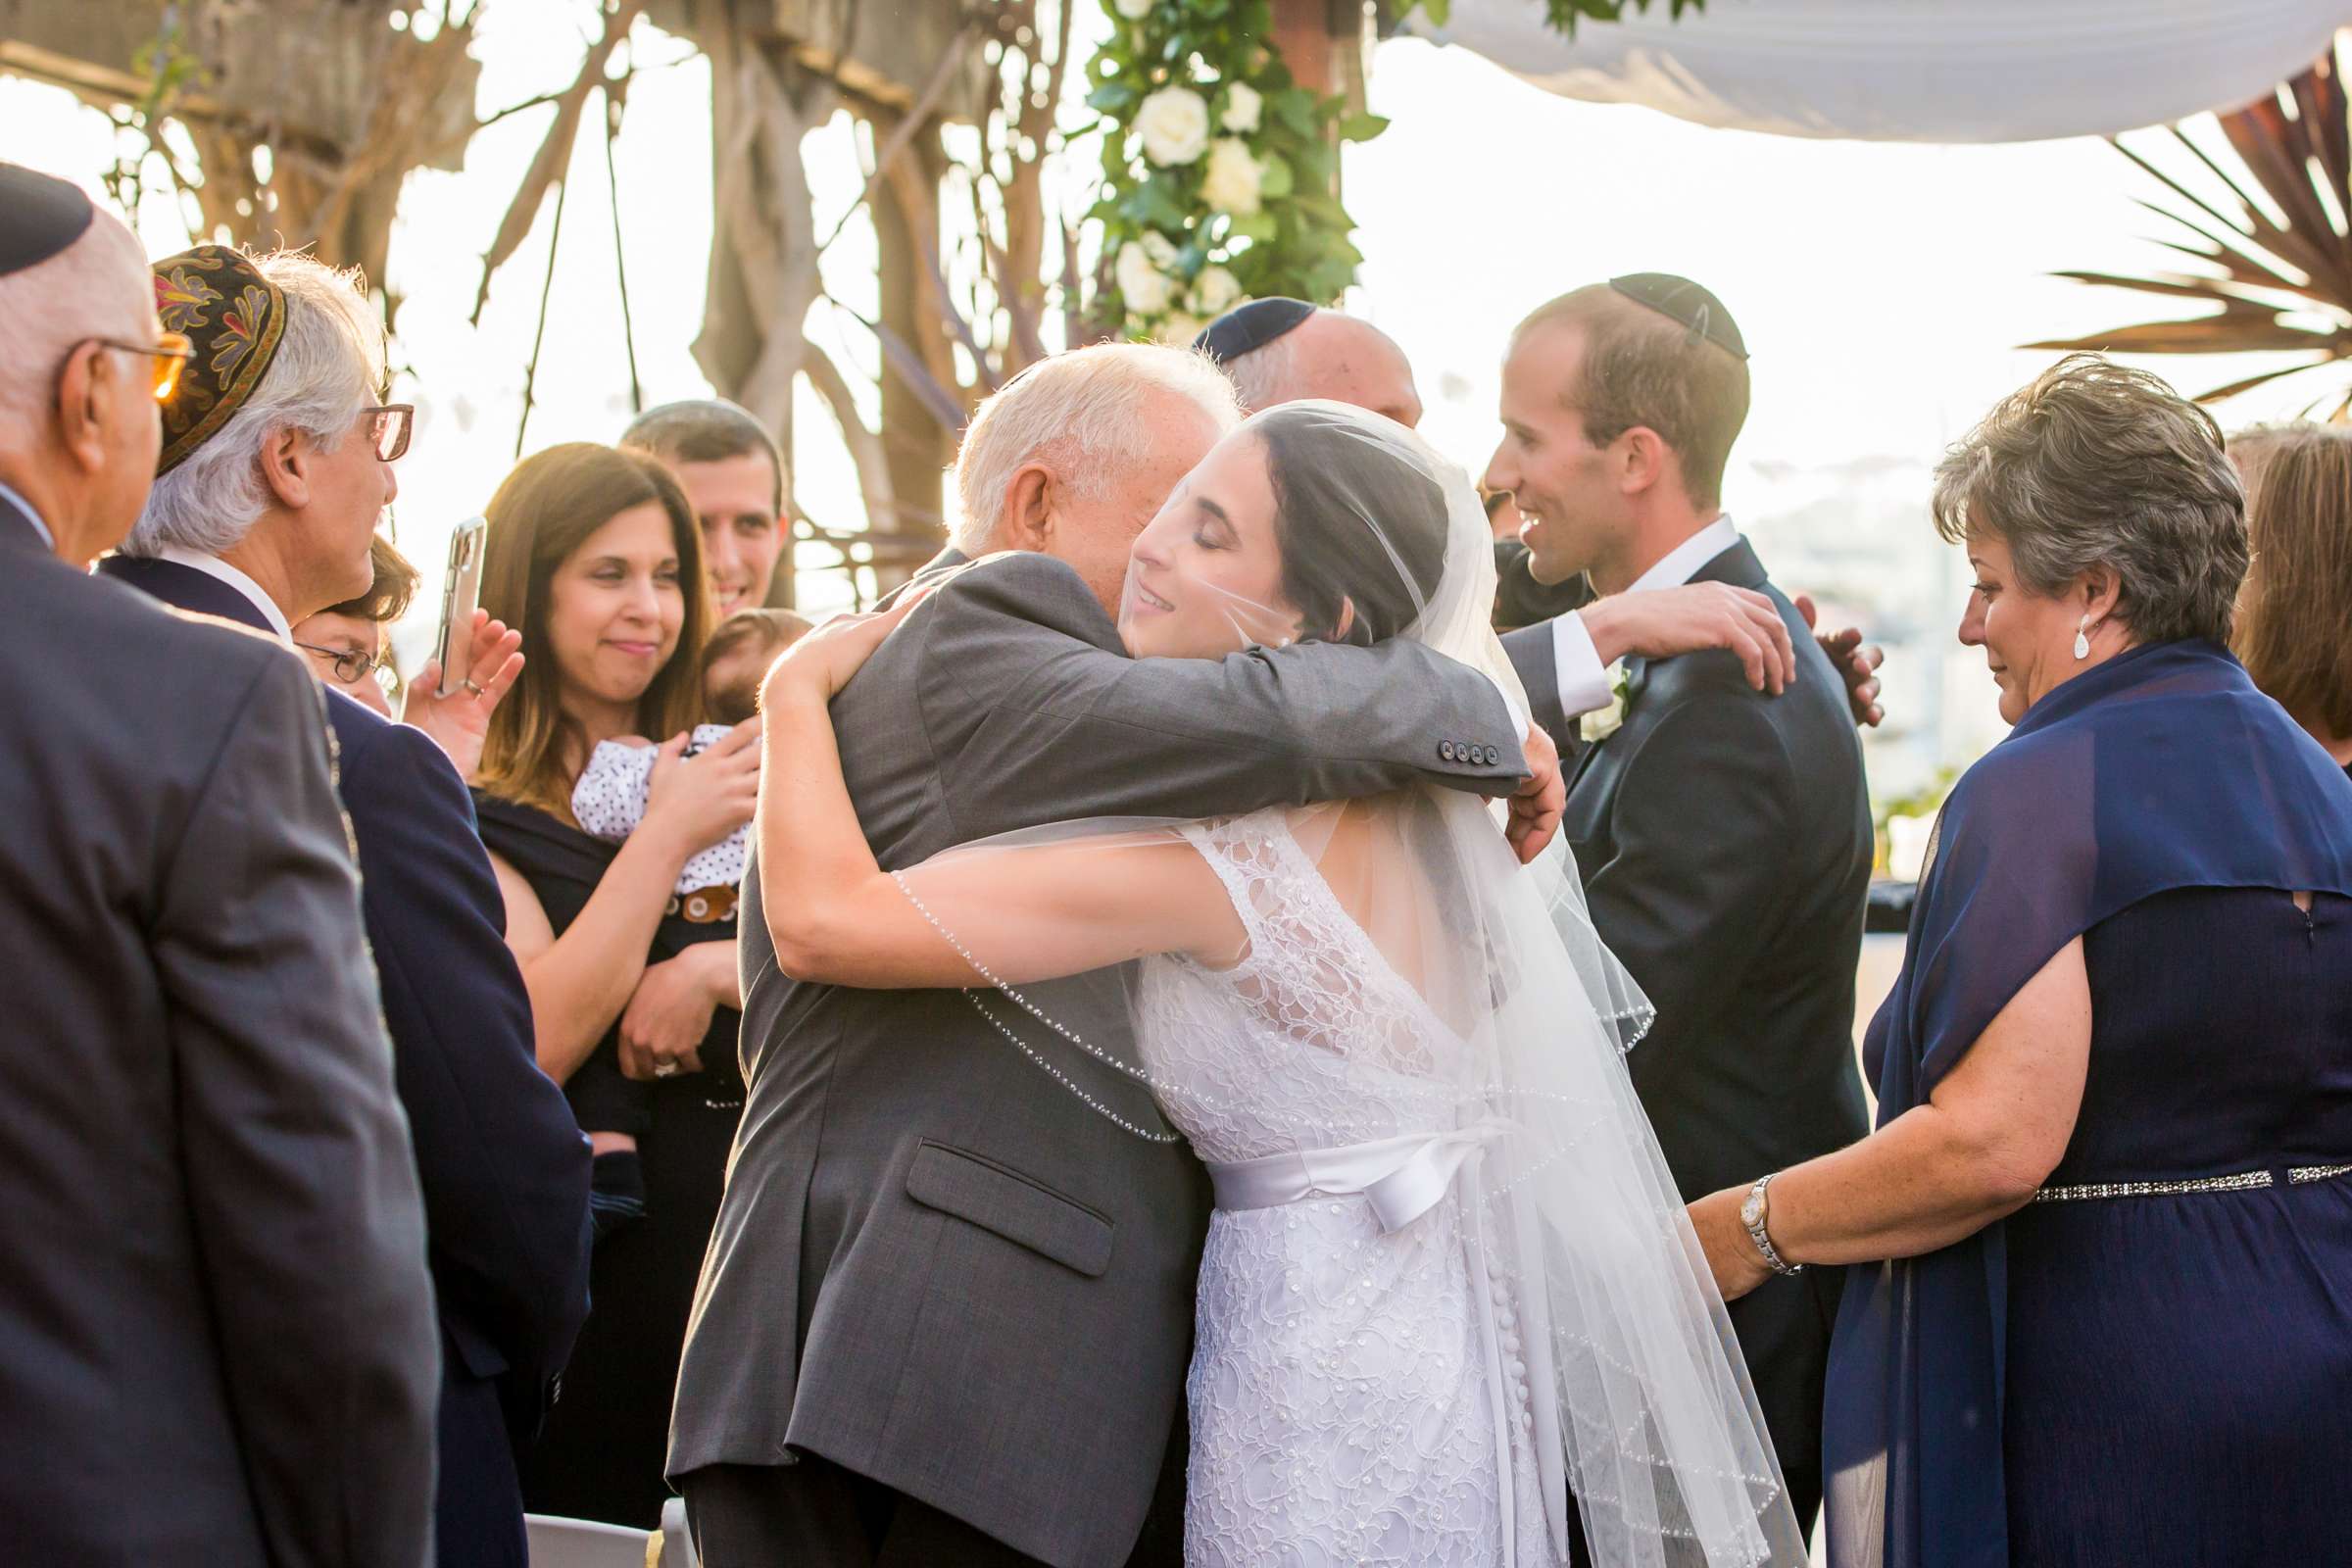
xmin=759 ymin=603 xmax=1245 ymax=989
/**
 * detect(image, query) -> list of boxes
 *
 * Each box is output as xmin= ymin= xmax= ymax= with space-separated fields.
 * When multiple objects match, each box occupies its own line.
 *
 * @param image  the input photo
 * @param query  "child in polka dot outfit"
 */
xmin=567 ymin=609 xmax=810 ymax=1236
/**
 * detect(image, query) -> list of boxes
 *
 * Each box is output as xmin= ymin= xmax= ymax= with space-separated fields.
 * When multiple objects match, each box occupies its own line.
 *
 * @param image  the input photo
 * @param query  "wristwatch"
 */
xmin=1740 ymin=1172 xmax=1804 ymax=1277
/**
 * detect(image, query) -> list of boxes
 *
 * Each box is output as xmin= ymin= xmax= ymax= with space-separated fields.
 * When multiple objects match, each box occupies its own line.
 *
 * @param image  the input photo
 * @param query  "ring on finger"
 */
xmin=653 ymin=1059 xmax=679 ymax=1078
xmin=462 ymin=677 xmax=485 ymax=697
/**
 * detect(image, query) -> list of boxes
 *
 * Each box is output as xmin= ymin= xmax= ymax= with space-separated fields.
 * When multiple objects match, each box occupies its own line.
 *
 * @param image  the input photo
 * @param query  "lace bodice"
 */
xmin=1135 ymin=808 xmax=1556 ymax=1567
xmin=1137 ymin=808 xmax=1467 ymax=1160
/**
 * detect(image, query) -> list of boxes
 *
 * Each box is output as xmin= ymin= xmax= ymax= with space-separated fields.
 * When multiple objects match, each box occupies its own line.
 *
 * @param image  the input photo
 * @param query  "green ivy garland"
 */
xmin=1083 ymin=0 xmax=1701 ymax=339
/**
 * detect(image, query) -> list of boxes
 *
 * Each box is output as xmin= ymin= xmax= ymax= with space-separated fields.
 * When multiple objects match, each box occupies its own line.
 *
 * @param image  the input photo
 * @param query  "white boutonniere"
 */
xmin=1579 ymin=662 xmax=1634 ymax=745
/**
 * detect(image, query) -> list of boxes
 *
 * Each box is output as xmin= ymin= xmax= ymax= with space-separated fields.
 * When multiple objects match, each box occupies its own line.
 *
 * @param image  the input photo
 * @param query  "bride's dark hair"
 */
xmin=1256 ymin=405 xmax=1450 ymax=647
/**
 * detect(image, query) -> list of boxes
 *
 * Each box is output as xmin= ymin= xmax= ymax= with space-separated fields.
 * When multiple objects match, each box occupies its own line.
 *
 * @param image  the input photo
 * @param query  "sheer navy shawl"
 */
xmin=1824 ymin=639 xmax=2352 ymax=1568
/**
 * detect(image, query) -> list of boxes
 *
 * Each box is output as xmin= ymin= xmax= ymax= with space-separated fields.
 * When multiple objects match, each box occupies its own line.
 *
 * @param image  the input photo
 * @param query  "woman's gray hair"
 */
xmin=1932 ymin=353 xmax=2248 ymax=644
xmin=950 ymin=342 xmax=1240 ymax=553
xmin=127 ymin=252 xmax=386 ymax=558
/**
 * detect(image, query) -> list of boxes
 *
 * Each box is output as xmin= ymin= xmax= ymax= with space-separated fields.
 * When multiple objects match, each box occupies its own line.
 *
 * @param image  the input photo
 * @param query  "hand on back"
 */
xmin=643 ymin=719 xmax=762 ymax=858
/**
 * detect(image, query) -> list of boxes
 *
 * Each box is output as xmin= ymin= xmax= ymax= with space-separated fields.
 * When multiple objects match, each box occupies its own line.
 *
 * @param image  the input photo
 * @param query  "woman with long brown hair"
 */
xmin=469 ymin=442 xmax=760 ymax=1528
xmin=2229 ymin=421 xmax=2352 ymax=780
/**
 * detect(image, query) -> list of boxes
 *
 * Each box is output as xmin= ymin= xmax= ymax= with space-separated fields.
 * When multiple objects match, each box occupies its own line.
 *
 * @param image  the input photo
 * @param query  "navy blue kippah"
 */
xmin=1608 ymin=273 xmax=1747 ymax=361
xmin=1194 ymin=297 xmax=1316 ymax=363
xmin=0 ymin=163 xmax=95 ymax=277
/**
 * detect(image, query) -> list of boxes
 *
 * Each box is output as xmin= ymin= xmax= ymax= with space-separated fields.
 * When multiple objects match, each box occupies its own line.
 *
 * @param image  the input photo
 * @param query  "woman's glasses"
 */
xmin=87 ymin=332 xmax=194 ymax=403
xmin=362 ymin=404 xmax=415 ymax=463
xmin=296 ymin=640 xmax=398 ymax=694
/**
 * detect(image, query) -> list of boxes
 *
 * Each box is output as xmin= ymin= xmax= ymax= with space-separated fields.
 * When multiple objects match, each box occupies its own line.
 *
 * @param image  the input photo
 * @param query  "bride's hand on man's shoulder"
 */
xmin=759 ymin=588 xmax=934 ymax=706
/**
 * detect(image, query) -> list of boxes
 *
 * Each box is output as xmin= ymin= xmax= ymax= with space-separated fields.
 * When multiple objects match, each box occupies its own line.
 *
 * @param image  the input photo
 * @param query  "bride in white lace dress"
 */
xmin=756 ymin=403 xmax=1805 ymax=1568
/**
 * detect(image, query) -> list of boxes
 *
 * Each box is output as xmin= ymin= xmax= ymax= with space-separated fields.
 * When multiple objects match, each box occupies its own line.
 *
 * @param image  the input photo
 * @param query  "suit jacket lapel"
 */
xmin=1562 ymin=654 xmax=1644 ymax=800
xmin=1563 ymin=535 xmax=1763 ymax=806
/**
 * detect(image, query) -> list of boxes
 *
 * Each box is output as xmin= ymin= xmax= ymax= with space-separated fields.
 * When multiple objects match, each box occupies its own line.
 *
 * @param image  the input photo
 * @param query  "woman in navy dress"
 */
xmin=1684 ymin=356 xmax=2352 ymax=1567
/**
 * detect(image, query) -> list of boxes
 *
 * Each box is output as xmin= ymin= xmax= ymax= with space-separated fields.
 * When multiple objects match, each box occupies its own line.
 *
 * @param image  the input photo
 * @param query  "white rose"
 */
xmin=1114 ymin=241 xmax=1172 ymax=316
xmin=1135 ymin=86 xmax=1211 ymax=168
xmin=1221 ymin=81 xmax=1263 ymax=134
xmin=1199 ymin=137 xmax=1262 ymax=216
xmin=1191 ymin=265 xmax=1243 ymax=317
xmin=1142 ymin=229 xmax=1179 ymax=268
xmin=1113 ymin=0 xmax=1153 ymax=18
xmin=1580 ymin=662 xmax=1632 ymax=744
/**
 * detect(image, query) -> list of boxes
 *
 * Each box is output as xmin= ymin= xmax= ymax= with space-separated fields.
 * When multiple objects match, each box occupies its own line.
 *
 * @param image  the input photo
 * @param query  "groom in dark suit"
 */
xmin=1492 ymin=277 xmax=1872 ymax=1536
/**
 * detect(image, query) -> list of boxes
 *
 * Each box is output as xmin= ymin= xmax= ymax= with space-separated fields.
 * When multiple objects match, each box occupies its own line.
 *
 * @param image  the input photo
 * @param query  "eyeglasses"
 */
xmin=295 ymin=640 xmax=397 ymax=692
xmin=362 ymin=404 xmax=415 ymax=463
xmin=87 ymin=332 xmax=194 ymax=403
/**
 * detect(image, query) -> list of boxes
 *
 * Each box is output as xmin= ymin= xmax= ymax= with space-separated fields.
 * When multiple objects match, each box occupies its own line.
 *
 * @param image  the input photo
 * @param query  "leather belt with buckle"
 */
xmin=673 ymin=884 xmax=739 ymax=924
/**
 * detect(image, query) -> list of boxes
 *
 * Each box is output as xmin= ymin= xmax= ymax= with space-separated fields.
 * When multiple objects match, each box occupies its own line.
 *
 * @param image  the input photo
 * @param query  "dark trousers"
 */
xmin=681 ymin=1456 xmax=1047 ymax=1568
xmin=1726 ymin=1262 xmax=1842 ymax=1541
xmin=684 ymin=1425 xmax=1190 ymax=1568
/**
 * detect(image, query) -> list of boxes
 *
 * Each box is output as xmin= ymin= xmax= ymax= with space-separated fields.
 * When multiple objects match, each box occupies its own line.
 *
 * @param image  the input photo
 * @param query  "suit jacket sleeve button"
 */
xmin=1440 ymin=741 xmax=1457 ymax=761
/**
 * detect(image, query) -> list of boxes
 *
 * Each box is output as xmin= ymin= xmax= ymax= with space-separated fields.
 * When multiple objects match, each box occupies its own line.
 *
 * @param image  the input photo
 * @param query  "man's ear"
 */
xmin=258 ymin=426 xmax=311 ymax=511
xmin=1331 ymin=596 xmax=1356 ymax=643
xmin=1618 ymin=426 xmax=1671 ymax=498
xmin=52 ymin=342 xmax=111 ymax=477
xmin=997 ymin=463 xmax=1054 ymax=553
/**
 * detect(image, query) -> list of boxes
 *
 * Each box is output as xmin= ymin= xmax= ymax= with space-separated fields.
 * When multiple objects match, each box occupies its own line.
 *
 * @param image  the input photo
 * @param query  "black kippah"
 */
xmin=1194 ymin=296 xmax=1316 ymax=364
xmin=0 ymin=163 xmax=96 ymax=277
xmin=1607 ymin=272 xmax=1747 ymax=361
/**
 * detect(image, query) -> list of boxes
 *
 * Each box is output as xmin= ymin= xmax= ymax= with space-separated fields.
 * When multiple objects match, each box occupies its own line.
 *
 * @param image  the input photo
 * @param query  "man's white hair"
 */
xmin=127 ymin=251 xmax=386 ymax=558
xmin=0 ymin=208 xmax=153 ymax=430
xmin=950 ymin=342 xmax=1241 ymax=553
xmin=1219 ymin=318 xmax=1312 ymax=416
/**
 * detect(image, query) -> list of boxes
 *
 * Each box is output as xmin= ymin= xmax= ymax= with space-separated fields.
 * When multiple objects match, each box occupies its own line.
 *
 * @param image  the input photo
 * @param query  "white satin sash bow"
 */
xmin=1203 ymin=1117 xmax=1515 ymax=1231
xmin=1203 ymin=1118 xmax=1573 ymax=1565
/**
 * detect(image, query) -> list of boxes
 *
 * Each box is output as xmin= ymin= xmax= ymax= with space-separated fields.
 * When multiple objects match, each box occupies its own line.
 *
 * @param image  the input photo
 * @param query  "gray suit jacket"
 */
xmin=0 ymin=500 xmax=440 ymax=1565
xmin=671 ymin=551 xmax=1523 ymax=1567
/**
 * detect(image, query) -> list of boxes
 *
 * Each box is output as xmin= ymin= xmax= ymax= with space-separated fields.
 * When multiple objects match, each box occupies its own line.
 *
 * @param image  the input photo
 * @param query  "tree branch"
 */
xmin=469 ymin=0 xmax=650 ymax=325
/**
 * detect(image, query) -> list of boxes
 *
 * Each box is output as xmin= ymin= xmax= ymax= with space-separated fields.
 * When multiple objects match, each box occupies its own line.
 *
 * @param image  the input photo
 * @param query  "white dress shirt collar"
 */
xmin=1543 ymin=514 xmax=1744 ymax=725
xmin=155 ymin=544 xmax=295 ymax=644
xmin=1625 ymin=514 xmax=1742 ymax=597
xmin=0 ymin=479 xmax=55 ymax=551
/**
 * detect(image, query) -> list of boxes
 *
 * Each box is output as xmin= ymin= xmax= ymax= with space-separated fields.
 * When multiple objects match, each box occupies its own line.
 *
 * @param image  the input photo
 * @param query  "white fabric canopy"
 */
xmin=1404 ymin=1 xmax=2345 ymax=143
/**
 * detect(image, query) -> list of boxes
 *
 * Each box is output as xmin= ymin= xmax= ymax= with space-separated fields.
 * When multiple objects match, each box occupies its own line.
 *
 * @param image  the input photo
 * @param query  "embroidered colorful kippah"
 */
xmin=153 ymin=244 xmax=288 ymax=475
xmin=1607 ymin=272 xmax=1747 ymax=362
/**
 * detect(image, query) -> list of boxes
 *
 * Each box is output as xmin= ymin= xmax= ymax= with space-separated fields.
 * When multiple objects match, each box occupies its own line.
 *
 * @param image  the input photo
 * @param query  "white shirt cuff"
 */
xmin=1551 ymin=610 xmax=1613 ymax=719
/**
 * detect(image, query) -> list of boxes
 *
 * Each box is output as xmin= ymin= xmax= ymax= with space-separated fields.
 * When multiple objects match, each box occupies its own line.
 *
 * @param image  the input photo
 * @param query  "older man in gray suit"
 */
xmin=0 ymin=166 xmax=440 ymax=1567
xmin=671 ymin=344 xmax=1557 ymax=1567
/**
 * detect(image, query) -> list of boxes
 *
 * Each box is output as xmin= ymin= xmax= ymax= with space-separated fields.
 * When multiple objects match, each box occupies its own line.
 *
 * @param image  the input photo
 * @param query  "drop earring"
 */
xmin=2073 ymin=615 xmax=2092 ymax=661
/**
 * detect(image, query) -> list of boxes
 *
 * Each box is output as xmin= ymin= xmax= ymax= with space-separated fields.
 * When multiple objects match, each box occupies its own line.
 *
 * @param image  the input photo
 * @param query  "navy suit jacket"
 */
xmin=99 ymin=553 xmax=594 ymax=1568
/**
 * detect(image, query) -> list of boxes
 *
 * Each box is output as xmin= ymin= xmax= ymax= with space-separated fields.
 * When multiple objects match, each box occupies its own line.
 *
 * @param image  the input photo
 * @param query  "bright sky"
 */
xmin=2 ymin=9 xmax=2324 ymax=796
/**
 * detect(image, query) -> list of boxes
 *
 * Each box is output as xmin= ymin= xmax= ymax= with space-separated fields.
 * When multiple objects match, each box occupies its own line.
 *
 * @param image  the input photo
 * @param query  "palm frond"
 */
xmin=2041 ymin=49 xmax=2352 ymax=407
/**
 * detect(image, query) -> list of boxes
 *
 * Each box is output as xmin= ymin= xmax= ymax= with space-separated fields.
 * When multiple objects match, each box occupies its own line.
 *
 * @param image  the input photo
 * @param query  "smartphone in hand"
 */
xmin=432 ymin=515 xmax=489 ymax=699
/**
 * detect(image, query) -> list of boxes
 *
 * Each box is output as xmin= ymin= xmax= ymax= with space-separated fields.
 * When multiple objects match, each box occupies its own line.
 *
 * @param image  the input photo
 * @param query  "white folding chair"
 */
xmin=659 ymin=1496 xmax=701 ymax=1567
xmin=523 ymin=1512 xmax=655 ymax=1568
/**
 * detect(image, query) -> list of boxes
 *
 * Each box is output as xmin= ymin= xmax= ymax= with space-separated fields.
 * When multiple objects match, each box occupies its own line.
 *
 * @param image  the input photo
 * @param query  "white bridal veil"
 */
xmin=897 ymin=402 xmax=1807 ymax=1567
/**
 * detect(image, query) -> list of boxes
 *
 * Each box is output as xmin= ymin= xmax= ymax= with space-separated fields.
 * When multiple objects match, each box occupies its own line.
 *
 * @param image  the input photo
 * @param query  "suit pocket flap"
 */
xmin=906 ymin=1141 xmax=1114 ymax=1278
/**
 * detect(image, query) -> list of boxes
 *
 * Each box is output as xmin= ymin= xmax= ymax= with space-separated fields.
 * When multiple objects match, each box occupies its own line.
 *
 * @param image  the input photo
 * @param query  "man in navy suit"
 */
xmin=103 ymin=243 xmax=594 ymax=1568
